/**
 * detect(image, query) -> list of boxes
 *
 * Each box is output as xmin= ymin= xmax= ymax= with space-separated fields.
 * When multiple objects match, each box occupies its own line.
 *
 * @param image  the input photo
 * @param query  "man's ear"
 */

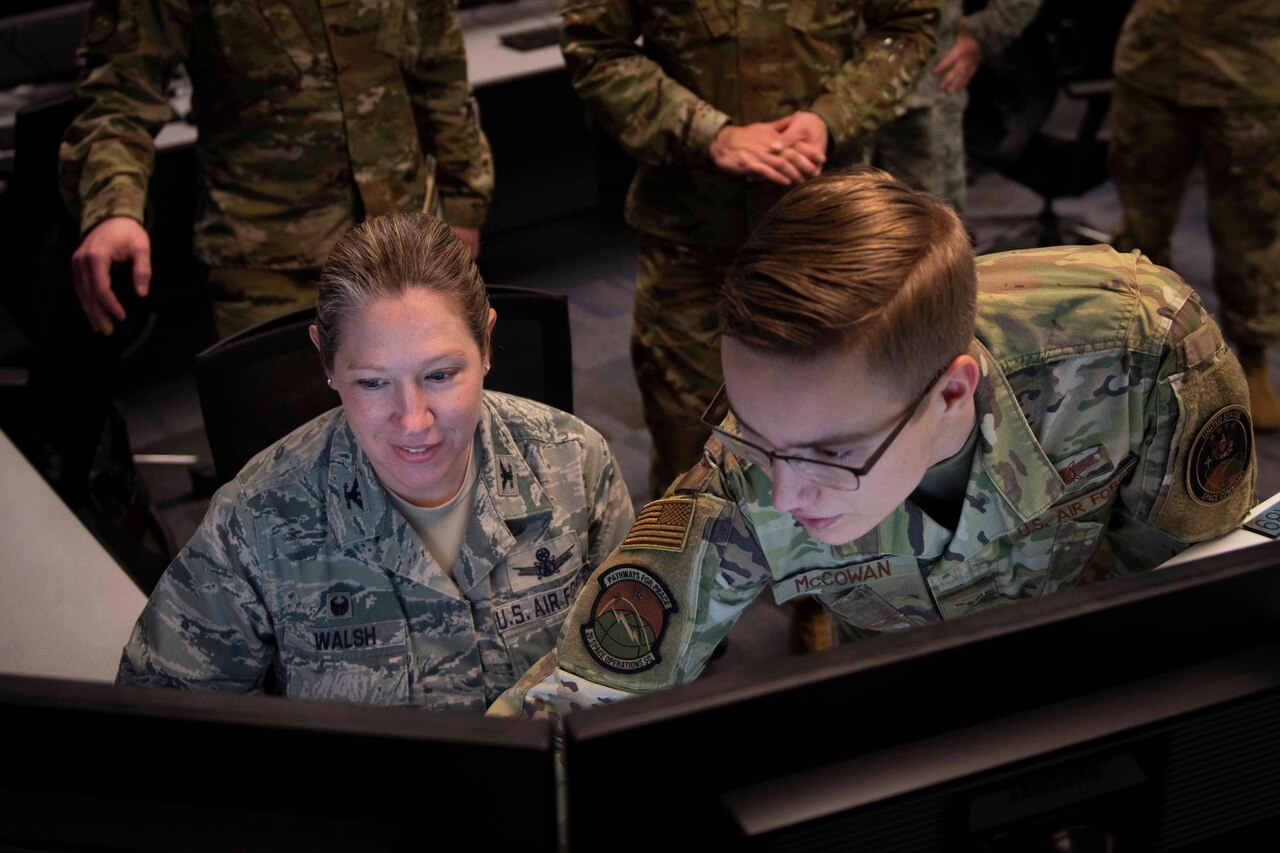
xmin=939 ymin=354 xmax=979 ymax=415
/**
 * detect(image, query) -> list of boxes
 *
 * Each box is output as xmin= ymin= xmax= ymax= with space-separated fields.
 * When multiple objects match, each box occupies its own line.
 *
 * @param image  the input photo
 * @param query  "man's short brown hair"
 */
xmin=722 ymin=167 xmax=976 ymax=393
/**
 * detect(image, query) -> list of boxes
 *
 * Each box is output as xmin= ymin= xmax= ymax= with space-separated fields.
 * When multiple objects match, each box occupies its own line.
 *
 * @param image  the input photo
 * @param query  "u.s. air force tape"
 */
xmin=1186 ymin=405 xmax=1252 ymax=506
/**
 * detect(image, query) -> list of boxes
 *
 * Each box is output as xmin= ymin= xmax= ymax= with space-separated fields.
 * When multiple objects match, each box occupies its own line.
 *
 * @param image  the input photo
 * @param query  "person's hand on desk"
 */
xmin=71 ymin=216 xmax=152 ymax=336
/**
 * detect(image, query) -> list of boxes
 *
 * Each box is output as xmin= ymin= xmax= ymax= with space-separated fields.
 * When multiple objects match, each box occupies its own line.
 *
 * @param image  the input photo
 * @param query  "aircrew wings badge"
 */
xmin=621 ymin=498 xmax=694 ymax=551
xmin=581 ymin=565 xmax=678 ymax=674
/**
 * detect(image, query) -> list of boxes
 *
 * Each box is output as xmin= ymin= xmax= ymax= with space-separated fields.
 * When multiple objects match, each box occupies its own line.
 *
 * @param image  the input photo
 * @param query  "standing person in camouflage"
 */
xmin=558 ymin=0 xmax=941 ymax=499
xmin=490 ymin=167 xmax=1255 ymax=717
xmin=1108 ymin=0 xmax=1280 ymax=429
xmin=870 ymin=0 xmax=1041 ymax=209
xmin=118 ymin=213 xmax=634 ymax=711
xmin=61 ymin=0 xmax=494 ymax=338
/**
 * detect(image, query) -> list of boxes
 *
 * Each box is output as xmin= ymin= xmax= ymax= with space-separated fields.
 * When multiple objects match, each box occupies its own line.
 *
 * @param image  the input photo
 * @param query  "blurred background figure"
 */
xmin=1108 ymin=0 xmax=1280 ymax=429
xmin=557 ymin=0 xmax=941 ymax=500
xmin=60 ymin=0 xmax=494 ymax=340
xmin=871 ymin=0 xmax=1043 ymax=211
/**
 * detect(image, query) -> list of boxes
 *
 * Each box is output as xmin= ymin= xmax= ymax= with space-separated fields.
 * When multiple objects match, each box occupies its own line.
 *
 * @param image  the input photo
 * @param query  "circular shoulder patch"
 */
xmin=1187 ymin=405 xmax=1252 ymax=505
xmin=580 ymin=565 xmax=678 ymax=674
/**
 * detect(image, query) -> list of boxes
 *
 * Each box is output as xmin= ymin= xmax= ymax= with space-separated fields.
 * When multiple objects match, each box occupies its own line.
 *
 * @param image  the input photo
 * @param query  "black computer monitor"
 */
xmin=564 ymin=541 xmax=1280 ymax=851
xmin=1 ymin=677 xmax=558 ymax=851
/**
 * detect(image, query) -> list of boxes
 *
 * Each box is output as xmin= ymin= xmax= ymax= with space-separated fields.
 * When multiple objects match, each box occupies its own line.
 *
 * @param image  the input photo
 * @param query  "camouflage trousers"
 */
xmin=870 ymin=92 xmax=968 ymax=211
xmin=1109 ymin=81 xmax=1280 ymax=348
xmin=208 ymin=267 xmax=319 ymax=339
xmin=633 ymin=233 xmax=736 ymax=499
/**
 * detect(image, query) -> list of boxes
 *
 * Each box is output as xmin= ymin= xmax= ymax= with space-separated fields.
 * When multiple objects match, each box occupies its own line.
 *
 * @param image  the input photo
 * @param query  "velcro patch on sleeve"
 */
xmin=621 ymin=498 xmax=695 ymax=552
xmin=1186 ymin=405 xmax=1252 ymax=506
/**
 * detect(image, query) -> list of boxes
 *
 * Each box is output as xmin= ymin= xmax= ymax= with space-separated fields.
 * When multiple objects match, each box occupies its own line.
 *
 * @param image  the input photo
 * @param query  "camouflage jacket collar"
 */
xmin=325 ymin=414 xmax=388 ymax=549
xmin=450 ymin=394 xmax=557 ymax=593
xmin=835 ymin=339 xmax=1066 ymax=564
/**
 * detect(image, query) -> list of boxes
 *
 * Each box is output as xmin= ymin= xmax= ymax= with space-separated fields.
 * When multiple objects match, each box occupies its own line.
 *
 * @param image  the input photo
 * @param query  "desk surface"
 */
xmin=1158 ymin=490 xmax=1280 ymax=568
xmin=462 ymin=0 xmax=565 ymax=88
xmin=0 ymin=430 xmax=146 ymax=682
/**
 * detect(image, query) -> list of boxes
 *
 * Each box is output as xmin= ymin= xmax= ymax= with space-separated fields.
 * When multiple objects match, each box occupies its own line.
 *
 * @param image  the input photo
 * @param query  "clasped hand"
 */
xmin=709 ymin=111 xmax=828 ymax=186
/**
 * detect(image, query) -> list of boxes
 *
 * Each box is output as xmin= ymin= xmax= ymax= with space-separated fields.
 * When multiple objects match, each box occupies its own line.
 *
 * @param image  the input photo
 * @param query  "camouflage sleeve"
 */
xmin=59 ymin=0 xmax=189 ymax=234
xmin=807 ymin=0 xmax=940 ymax=155
xmin=117 ymin=482 xmax=276 ymax=691
xmin=963 ymin=0 xmax=1043 ymax=57
xmin=557 ymin=0 xmax=731 ymax=166
xmin=579 ymin=427 xmax=636 ymax=573
xmin=488 ymin=457 xmax=773 ymax=718
xmin=400 ymin=0 xmax=494 ymax=229
xmin=1106 ymin=255 xmax=1257 ymax=573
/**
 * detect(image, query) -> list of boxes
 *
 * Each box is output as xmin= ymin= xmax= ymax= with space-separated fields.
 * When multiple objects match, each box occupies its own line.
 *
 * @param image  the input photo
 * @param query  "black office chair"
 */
xmin=195 ymin=284 xmax=574 ymax=484
xmin=966 ymin=0 xmax=1133 ymax=253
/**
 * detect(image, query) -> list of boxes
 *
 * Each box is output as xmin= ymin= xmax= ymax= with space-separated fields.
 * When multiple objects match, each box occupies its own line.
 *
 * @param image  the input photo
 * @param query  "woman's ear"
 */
xmin=484 ymin=307 xmax=497 ymax=362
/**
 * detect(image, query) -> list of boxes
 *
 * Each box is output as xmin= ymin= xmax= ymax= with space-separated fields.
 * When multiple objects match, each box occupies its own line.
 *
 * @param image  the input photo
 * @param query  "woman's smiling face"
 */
xmin=319 ymin=288 xmax=491 ymax=507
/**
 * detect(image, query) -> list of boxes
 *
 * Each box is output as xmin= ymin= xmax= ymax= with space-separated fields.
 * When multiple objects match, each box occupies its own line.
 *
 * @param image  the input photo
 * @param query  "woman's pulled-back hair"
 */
xmin=722 ymin=167 xmax=977 ymax=392
xmin=314 ymin=212 xmax=489 ymax=368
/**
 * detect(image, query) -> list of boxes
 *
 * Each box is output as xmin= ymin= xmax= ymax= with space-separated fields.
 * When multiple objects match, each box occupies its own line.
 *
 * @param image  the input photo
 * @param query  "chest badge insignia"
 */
xmin=515 ymin=544 xmax=574 ymax=580
xmin=343 ymin=478 xmax=363 ymax=511
xmin=496 ymin=455 xmax=519 ymax=496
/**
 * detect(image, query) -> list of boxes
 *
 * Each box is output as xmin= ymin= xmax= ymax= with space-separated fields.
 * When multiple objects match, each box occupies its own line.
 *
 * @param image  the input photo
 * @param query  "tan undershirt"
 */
xmin=383 ymin=439 xmax=480 ymax=581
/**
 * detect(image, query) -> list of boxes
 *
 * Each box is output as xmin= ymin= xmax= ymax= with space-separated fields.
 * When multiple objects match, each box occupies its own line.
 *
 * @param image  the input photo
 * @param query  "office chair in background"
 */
xmin=965 ymin=0 xmax=1134 ymax=254
xmin=196 ymin=284 xmax=574 ymax=485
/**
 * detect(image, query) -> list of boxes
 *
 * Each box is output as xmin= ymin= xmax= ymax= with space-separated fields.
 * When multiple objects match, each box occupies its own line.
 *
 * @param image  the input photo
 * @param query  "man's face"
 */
xmin=720 ymin=337 xmax=946 ymax=545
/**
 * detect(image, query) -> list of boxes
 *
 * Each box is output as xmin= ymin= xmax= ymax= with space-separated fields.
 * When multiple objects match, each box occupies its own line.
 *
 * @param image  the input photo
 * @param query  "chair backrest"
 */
xmin=195 ymin=284 xmax=574 ymax=484
xmin=965 ymin=0 xmax=1133 ymax=198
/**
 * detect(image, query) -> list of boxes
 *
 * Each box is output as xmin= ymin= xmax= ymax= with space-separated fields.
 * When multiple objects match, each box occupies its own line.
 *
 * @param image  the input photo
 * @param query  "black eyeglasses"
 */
xmin=699 ymin=367 xmax=947 ymax=491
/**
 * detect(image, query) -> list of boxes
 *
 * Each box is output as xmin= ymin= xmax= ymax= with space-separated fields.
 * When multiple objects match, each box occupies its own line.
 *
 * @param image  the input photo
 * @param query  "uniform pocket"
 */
xmin=787 ymin=0 xmax=859 ymax=37
xmin=209 ymin=0 xmax=311 ymax=104
xmin=631 ymin=0 xmax=730 ymax=50
xmin=829 ymin=585 xmax=918 ymax=633
xmin=278 ymin=618 xmax=410 ymax=704
xmin=1042 ymin=520 xmax=1106 ymax=596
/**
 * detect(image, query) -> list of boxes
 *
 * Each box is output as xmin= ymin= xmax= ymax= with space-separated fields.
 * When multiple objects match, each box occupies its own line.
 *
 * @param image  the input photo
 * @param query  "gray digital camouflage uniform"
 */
xmin=118 ymin=392 xmax=634 ymax=713
xmin=491 ymin=245 xmax=1256 ymax=717
xmin=61 ymin=0 xmax=493 ymax=330
xmin=870 ymin=0 xmax=1041 ymax=210
xmin=558 ymin=0 xmax=941 ymax=496
xmin=1108 ymin=0 xmax=1280 ymax=349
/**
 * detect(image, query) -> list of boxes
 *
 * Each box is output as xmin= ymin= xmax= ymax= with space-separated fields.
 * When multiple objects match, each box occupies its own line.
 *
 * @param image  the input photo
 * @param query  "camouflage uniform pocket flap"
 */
xmin=787 ymin=0 xmax=858 ymax=34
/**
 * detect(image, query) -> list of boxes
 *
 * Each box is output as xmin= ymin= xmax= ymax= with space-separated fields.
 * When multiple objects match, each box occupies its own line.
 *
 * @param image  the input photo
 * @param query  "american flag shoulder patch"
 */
xmin=621 ymin=498 xmax=695 ymax=552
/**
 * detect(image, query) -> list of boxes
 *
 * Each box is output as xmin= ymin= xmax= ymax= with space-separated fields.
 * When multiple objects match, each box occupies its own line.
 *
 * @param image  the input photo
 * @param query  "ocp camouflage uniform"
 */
xmin=1108 ymin=0 xmax=1280 ymax=348
xmin=60 ymin=0 xmax=494 ymax=335
xmin=118 ymin=392 xmax=634 ymax=712
xmin=870 ymin=0 xmax=1041 ymax=210
xmin=490 ymin=245 xmax=1256 ymax=717
xmin=558 ymin=0 xmax=941 ymax=496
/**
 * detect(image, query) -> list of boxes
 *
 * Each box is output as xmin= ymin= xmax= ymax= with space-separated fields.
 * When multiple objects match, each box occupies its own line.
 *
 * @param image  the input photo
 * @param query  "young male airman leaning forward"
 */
xmin=491 ymin=167 xmax=1257 ymax=716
